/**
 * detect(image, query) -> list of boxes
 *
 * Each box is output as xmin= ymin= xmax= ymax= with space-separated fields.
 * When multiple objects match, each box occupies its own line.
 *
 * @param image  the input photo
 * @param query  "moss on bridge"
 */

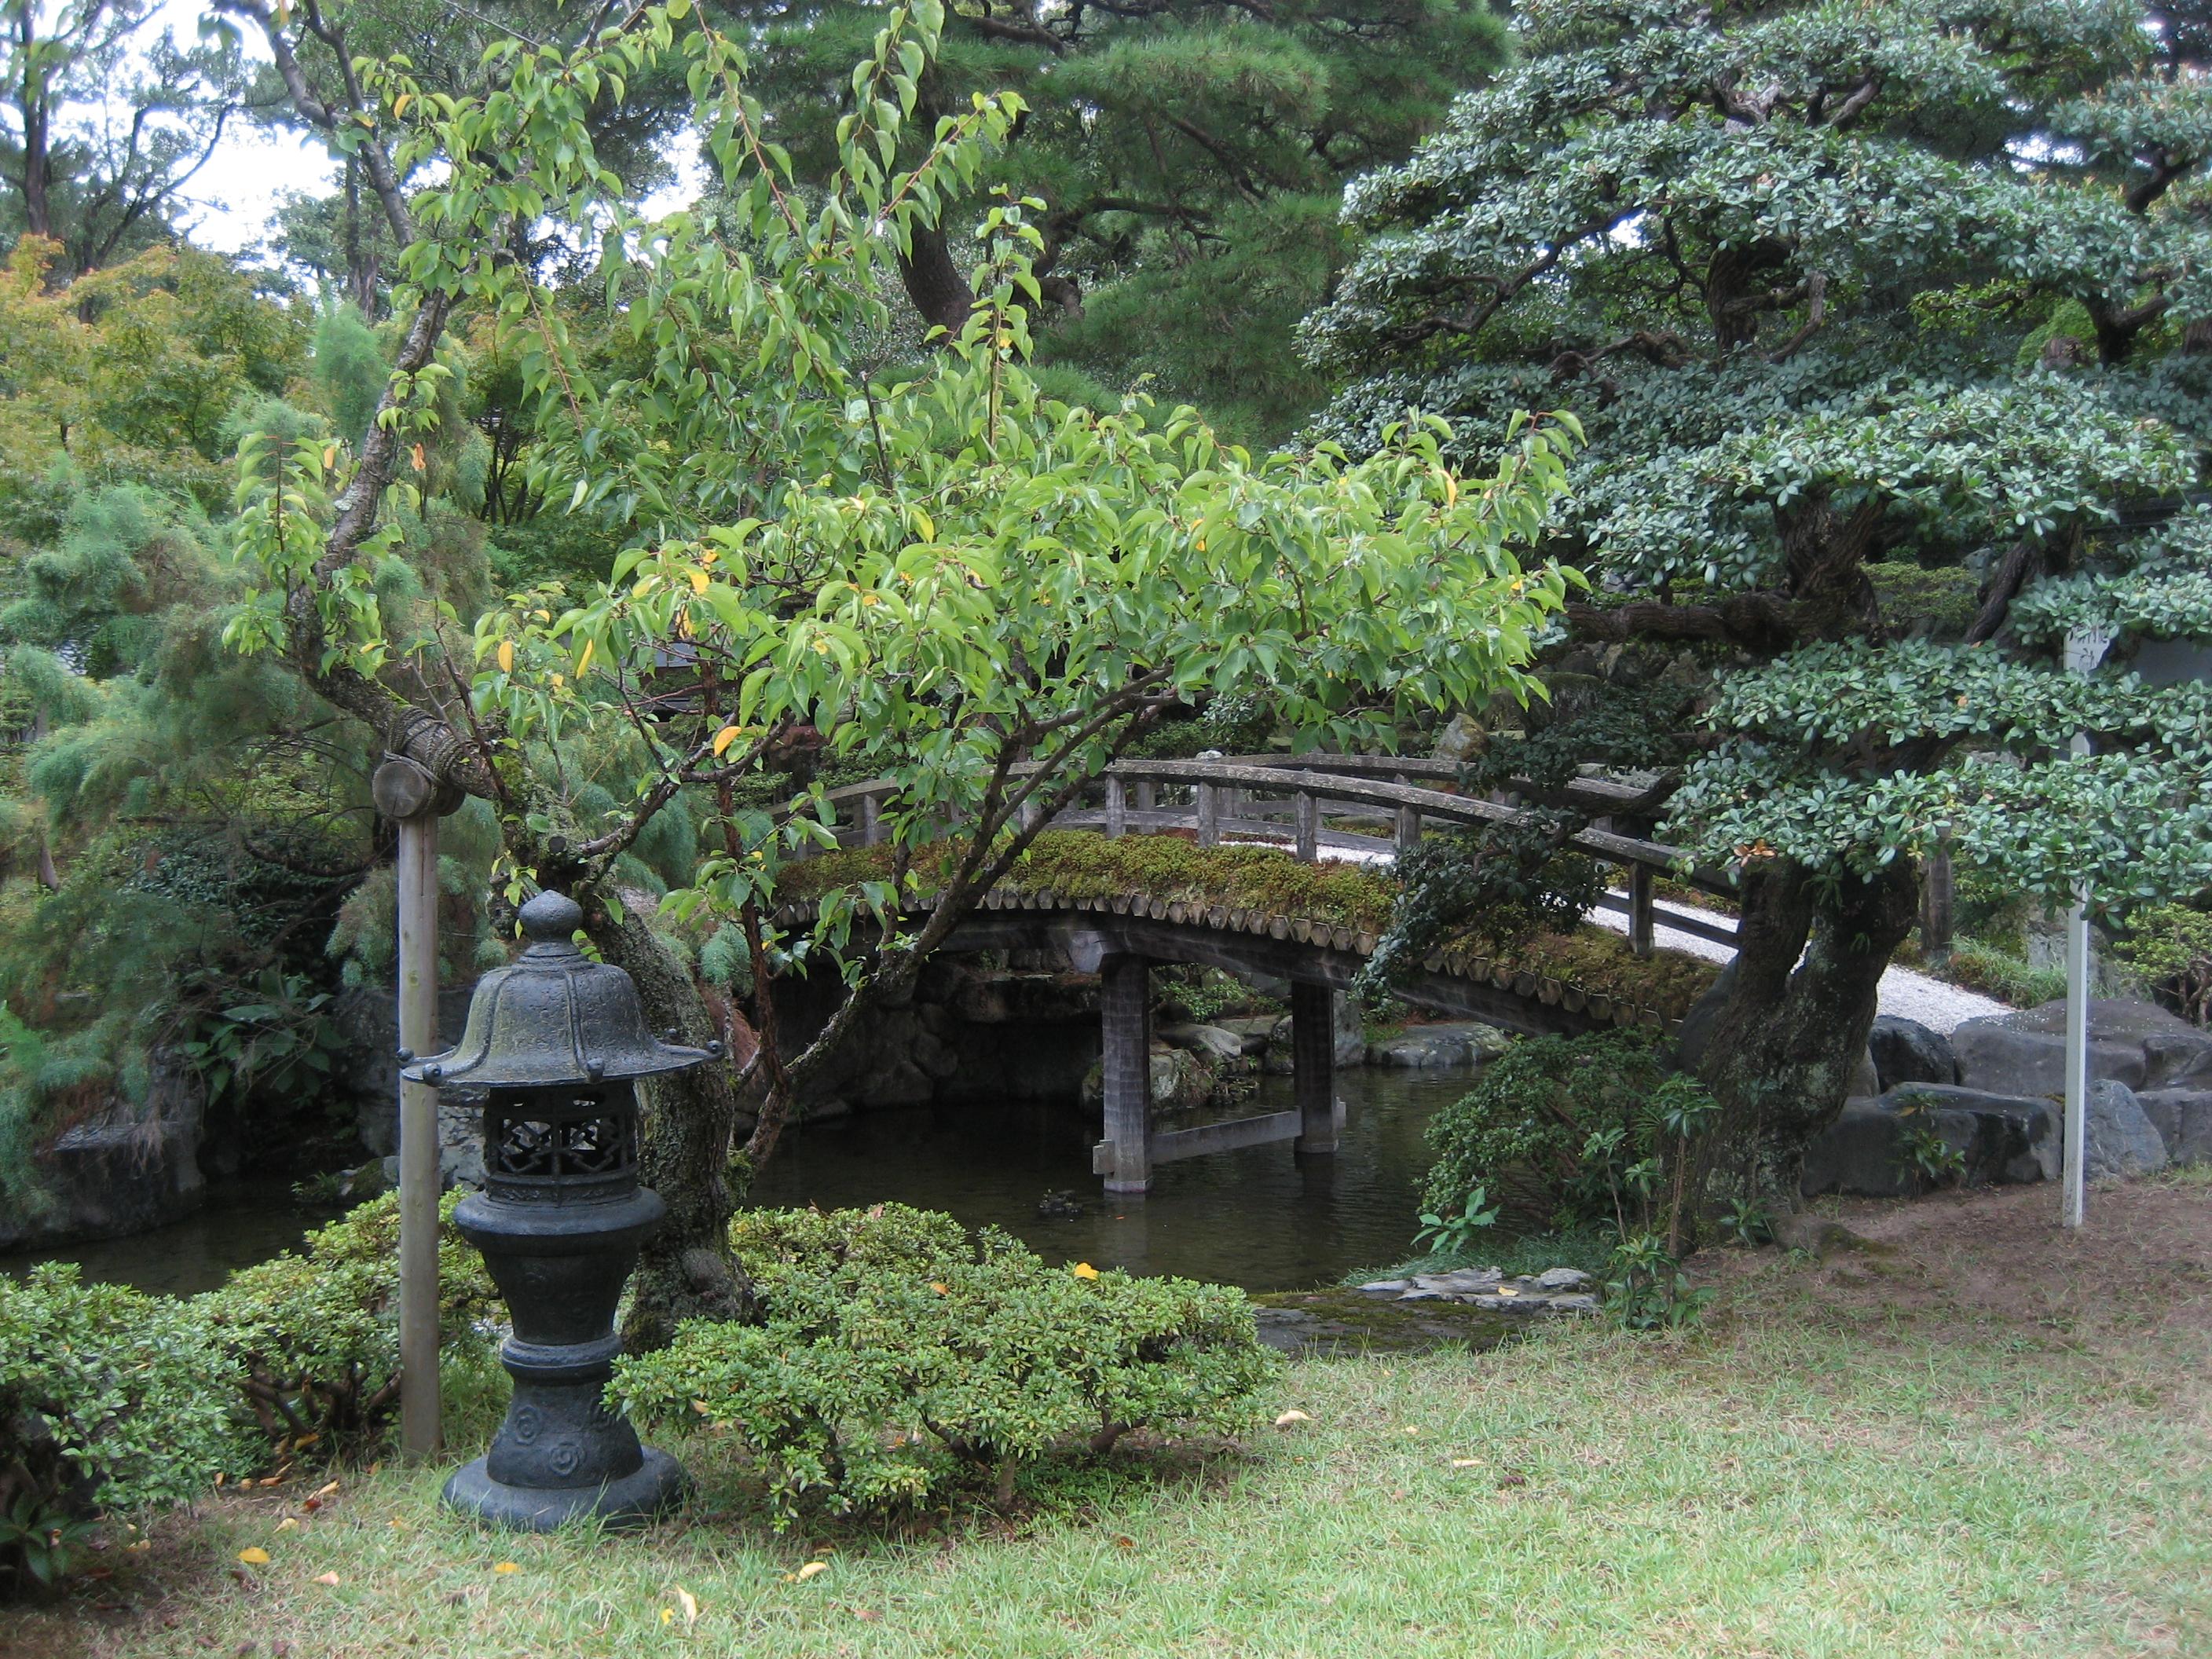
xmin=779 ymin=832 xmax=1720 ymax=1019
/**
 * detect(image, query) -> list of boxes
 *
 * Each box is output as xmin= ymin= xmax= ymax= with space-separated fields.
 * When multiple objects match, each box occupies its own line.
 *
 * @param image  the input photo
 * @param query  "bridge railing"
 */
xmin=817 ymin=755 xmax=1740 ymax=955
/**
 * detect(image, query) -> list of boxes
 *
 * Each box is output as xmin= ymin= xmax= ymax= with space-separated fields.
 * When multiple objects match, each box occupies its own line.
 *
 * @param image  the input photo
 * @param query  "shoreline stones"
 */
xmin=1354 ymin=1264 xmax=1597 ymax=1317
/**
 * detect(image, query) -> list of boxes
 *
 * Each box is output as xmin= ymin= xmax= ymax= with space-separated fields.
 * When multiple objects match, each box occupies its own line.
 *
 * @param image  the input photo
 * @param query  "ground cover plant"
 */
xmin=9 ymin=1179 xmax=2207 ymax=1656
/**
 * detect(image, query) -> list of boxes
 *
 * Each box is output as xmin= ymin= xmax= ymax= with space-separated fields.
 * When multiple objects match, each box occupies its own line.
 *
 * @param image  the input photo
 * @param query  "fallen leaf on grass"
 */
xmin=1451 ymin=1459 xmax=1483 ymax=1469
xmin=493 ymin=1562 xmax=521 ymax=1575
xmin=274 ymin=1518 xmax=299 ymax=1533
xmin=314 ymin=1573 xmax=341 ymax=1588
xmin=784 ymin=1562 xmax=830 ymax=1583
xmin=676 ymin=1587 xmax=699 ymax=1628
xmin=1496 ymin=1472 xmax=1528 ymax=1489
xmin=236 ymin=1548 xmax=270 ymax=1566
xmin=310 ymin=1481 xmax=339 ymax=1501
xmin=1273 ymin=1409 xmax=1313 ymax=1427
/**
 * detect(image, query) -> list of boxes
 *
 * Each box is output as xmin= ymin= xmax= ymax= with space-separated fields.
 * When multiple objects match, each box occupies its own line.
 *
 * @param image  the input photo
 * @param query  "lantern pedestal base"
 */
xmin=442 ymin=1445 xmax=687 ymax=1533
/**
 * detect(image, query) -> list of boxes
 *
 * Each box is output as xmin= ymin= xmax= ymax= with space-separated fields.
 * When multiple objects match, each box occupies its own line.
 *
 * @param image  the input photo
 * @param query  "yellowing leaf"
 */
xmin=793 ymin=1561 xmax=830 ymax=1582
xmin=276 ymin=1516 xmax=300 ymax=1531
xmin=692 ymin=1398 xmax=712 ymax=1415
xmin=712 ymin=725 xmax=742 ymax=757
xmin=1451 ymin=1458 xmax=1483 ymax=1468
xmin=687 ymin=568 xmax=709 ymax=595
xmin=676 ymin=1586 xmax=699 ymax=1628
xmin=493 ymin=1561 xmax=520 ymax=1574
xmin=1069 ymin=1262 xmax=1100 ymax=1280
xmin=237 ymin=1547 xmax=271 ymax=1566
xmin=409 ymin=441 xmax=427 ymax=473
xmin=315 ymin=1571 xmax=342 ymax=1586
xmin=496 ymin=639 xmax=515 ymax=674
xmin=577 ymin=639 xmax=595 ymax=675
xmin=311 ymin=1480 xmax=339 ymax=1500
xmin=929 ymin=1281 xmax=949 ymax=1295
xmin=661 ymin=1608 xmax=674 ymax=1625
xmin=393 ymin=92 xmax=412 ymax=117
xmin=914 ymin=510 xmax=934 ymax=542
xmin=1273 ymin=1409 xmax=1313 ymax=1428
xmin=321 ymin=443 xmax=339 ymax=471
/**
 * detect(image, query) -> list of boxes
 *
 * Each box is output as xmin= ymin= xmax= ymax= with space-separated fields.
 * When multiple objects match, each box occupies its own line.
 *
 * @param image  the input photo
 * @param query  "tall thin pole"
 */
xmin=376 ymin=758 xmax=450 ymax=1459
xmin=2060 ymin=627 xmax=2111 ymax=1231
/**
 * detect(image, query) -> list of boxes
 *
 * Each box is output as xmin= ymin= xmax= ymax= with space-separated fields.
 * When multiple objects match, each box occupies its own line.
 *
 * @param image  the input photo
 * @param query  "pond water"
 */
xmin=0 ymin=1177 xmax=347 ymax=1298
xmin=749 ymin=1067 xmax=1467 ymax=1291
xmin=3 ymin=1069 xmax=1471 ymax=1298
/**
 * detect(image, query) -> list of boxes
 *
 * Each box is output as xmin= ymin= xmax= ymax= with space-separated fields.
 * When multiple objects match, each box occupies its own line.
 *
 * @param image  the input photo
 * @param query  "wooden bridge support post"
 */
xmin=1295 ymin=788 xmax=1319 ymax=862
xmin=1196 ymin=783 xmax=1220 ymax=848
xmin=1291 ymin=980 xmax=1339 ymax=1156
xmin=860 ymin=791 xmax=883 ymax=848
xmin=1098 ymin=955 xmax=1153 ymax=1194
xmin=1627 ymin=862 xmax=1655 ymax=958
xmin=1105 ymin=776 xmax=1126 ymax=840
xmin=1920 ymin=847 xmax=1954 ymax=958
xmin=1393 ymin=775 xmax=1421 ymax=853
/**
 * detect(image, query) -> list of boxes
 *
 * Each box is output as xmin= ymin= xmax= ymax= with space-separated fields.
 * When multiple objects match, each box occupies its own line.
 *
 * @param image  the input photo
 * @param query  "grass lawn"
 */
xmin=15 ymin=1178 xmax=2210 ymax=1658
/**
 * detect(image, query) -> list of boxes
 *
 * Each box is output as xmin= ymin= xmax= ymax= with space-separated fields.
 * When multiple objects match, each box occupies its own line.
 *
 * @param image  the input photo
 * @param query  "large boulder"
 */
xmin=0 ymin=1054 xmax=207 ymax=1250
xmin=1156 ymin=1023 xmax=1249 ymax=1065
xmin=1869 ymin=1016 xmax=1957 ymax=1090
xmin=2085 ymin=1080 xmax=2168 ymax=1181
xmin=2136 ymin=1088 xmax=2212 ymax=1165
xmin=1800 ymin=1084 xmax=2058 ymax=1198
xmin=1365 ymin=1022 xmax=1512 ymax=1069
xmin=1951 ymin=998 xmax=2212 ymax=1100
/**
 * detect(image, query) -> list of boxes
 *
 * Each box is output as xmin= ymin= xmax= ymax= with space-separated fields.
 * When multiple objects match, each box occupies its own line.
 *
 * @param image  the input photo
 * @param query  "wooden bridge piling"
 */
xmin=1097 ymin=955 xmax=1154 ymax=1194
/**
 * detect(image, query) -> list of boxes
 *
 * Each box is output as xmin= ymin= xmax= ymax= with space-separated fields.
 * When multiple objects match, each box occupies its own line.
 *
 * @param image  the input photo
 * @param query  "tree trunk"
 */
xmin=1691 ymin=858 xmax=1919 ymax=1209
xmin=588 ymin=898 xmax=756 ymax=1352
xmin=16 ymin=7 xmax=51 ymax=240
xmin=898 ymin=218 xmax=975 ymax=340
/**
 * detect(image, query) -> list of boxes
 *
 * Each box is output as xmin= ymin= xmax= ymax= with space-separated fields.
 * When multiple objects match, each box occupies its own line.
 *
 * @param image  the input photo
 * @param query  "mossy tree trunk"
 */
xmin=1691 ymin=858 xmax=1921 ymax=1211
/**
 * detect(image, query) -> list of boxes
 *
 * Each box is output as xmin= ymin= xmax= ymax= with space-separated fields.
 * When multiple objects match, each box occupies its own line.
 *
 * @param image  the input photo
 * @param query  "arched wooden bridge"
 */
xmin=775 ymin=754 xmax=1745 ymax=1194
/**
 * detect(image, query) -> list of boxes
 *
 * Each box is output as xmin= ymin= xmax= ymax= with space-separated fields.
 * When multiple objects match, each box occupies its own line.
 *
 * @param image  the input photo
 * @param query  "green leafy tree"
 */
xmin=725 ymin=0 xmax=1507 ymax=441
xmin=220 ymin=0 xmax=1577 ymax=1345
xmin=1305 ymin=0 xmax=2212 ymax=1201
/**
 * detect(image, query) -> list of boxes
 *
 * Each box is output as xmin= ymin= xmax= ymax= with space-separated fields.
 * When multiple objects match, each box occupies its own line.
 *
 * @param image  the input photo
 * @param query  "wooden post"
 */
xmin=1919 ymin=847 xmax=1954 ymax=957
xmin=1291 ymin=980 xmax=1338 ymax=1155
xmin=1394 ymin=775 xmax=1420 ymax=853
xmin=860 ymin=791 xmax=883 ymax=848
xmin=1105 ymin=775 xmax=1126 ymax=840
xmin=1627 ymin=861 xmax=1655 ymax=959
xmin=1196 ymin=782 xmax=1220 ymax=848
xmin=1099 ymin=956 xmax=1152 ymax=1194
xmin=1295 ymin=786 xmax=1319 ymax=862
xmin=374 ymin=756 xmax=457 ymax=1463
xmin=1135 ymin=780 xmax=1155 ymax=817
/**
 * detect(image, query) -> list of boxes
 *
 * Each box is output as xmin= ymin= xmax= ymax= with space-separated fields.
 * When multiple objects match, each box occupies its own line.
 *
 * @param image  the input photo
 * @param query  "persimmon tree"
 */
xmin=220 ymin=0 xmax=1577 ymax=1342
xmin=1305 ymin=0 xmax=2212 ymax=1202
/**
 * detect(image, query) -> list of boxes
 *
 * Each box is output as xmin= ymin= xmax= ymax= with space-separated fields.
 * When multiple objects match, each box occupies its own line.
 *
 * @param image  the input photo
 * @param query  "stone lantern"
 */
xmin=402 ymin=889 xmax=718 ymax=1529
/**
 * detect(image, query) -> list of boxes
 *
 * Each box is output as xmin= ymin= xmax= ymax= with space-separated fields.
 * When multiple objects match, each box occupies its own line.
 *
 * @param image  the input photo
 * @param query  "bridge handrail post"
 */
xmin=860 ymin=790 xmax=884 ymax=848
xmin=1627 ymin=860 xmax=1655 ymax=958
xmin=1196 ymin=782 xmax=1220 ymax=848
xmin=1295 ymin=786 xmax=1319 ymax=862
xmin=1105 ymin=775 xmax=1127 ymax=839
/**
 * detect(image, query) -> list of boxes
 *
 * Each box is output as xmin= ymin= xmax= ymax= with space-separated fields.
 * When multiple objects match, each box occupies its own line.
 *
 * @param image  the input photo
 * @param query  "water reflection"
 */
xmin=749 ymin=1067 xmax=1469 ymax=1291
xmin=0 ymin=1178 xmax=341 ymax=1297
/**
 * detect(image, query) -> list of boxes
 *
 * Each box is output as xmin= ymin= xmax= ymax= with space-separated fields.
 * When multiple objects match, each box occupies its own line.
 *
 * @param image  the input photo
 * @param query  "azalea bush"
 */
xmin=616 ymin=1204 xmax=1277 ymax=1522
xmin=192 ymin=1191 xmax=499 ymax=1459
xmin=0 ymin=1265 xmax=240 ymax=1595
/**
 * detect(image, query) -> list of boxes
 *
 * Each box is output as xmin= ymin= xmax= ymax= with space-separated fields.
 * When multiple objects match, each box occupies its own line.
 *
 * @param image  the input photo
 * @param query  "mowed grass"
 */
xmin=19 ymin=1257 xmax=2209 ymax=1659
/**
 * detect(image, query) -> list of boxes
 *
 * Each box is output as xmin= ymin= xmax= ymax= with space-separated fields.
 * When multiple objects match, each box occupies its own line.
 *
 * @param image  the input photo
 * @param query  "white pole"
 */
xmin=376 ymin=758 xmax=449 ymax=1459
xmin=2060 ymin=627 xmax=2112 ymax=1231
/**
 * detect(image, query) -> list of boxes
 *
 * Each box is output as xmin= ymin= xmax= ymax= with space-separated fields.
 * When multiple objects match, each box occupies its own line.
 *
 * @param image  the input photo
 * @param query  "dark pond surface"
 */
xmin=3 ymin=1068 xmax=1471 ymax=1298
xmin=0 ymin=1177 xmax=346 ymax=1298
xmin=749 ymin=1067 xmax=1467 ymax=1291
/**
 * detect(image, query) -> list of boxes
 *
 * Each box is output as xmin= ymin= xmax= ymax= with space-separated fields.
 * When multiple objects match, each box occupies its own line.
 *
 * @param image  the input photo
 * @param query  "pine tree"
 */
xmin=1305 ymin=0 xmax=2212 ymax=1196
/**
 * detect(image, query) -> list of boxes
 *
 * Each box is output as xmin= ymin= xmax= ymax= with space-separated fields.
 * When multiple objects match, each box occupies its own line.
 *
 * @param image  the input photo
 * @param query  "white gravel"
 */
xmin=1588 ymin=892 xmax=2008 ymax=1035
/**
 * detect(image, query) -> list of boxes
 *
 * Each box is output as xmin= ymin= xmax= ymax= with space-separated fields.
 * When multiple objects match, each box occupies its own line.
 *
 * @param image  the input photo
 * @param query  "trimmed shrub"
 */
xmin=1 ymin=1265 xmax=240 ymax=1591
xmin=1422 ymin=1031 xmax=1677 ymax=1228
xmin=617 ymin=1204 xmax=1278 ymax=1522
xmin=192 ymin=1191 xmax=499 ymax=1458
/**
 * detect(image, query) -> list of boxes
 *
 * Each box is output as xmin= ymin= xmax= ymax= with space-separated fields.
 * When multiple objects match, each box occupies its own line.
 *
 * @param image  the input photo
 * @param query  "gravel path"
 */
xmin=1587 ymin=893 xmax=2008 ymax=1034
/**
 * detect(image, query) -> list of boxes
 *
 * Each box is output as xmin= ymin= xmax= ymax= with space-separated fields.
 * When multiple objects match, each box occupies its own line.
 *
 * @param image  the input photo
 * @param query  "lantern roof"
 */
xmin=401 ymin=891 xmax=718 ymax=1089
